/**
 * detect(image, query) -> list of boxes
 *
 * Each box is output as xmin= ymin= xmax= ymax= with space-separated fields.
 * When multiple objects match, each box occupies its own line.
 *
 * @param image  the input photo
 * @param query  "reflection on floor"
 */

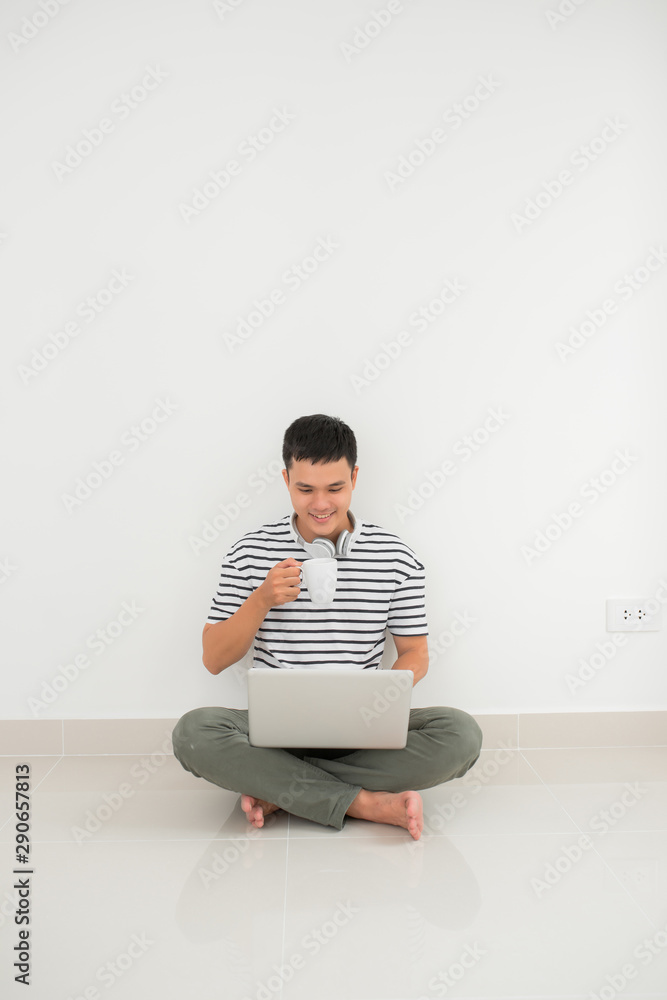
xmin=1 ymin=746 xmax=666 ymax=999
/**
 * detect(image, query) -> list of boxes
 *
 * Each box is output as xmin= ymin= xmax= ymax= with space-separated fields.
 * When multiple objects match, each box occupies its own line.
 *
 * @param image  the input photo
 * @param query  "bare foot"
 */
xmin=241 ymin=794 xmax=281 ymax=828
xmin=346 ymin=789 xmax=424 ymax=840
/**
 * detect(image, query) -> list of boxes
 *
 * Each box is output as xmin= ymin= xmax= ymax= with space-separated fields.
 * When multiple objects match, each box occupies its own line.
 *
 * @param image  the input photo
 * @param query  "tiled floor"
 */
xmin=1 ymin=746 xmax=666 ymax=1000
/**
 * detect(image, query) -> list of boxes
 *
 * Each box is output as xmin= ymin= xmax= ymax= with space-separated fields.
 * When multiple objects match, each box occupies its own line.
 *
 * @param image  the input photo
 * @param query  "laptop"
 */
xmin=247 ymin=668 xmax=414 ymax=749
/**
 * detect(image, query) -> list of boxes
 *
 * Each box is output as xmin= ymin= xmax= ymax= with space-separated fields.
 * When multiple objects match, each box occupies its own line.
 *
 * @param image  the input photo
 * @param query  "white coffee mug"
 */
xmin=301 ymin=558 xmax=337 ymax=606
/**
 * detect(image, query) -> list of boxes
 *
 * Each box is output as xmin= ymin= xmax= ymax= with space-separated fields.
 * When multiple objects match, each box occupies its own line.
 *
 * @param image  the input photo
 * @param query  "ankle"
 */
xmin=346 ymin=788 xmax=376 ymax=818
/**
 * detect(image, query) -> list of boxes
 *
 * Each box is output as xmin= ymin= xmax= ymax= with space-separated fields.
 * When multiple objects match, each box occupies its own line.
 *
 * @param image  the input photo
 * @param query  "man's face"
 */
xmin=282 ymin=457 xmax=358 ymax=544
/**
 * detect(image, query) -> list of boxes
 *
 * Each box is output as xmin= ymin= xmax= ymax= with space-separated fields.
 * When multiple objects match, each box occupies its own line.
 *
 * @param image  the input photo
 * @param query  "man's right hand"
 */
xmin=257 ymin=558 xmax=302 ymax=608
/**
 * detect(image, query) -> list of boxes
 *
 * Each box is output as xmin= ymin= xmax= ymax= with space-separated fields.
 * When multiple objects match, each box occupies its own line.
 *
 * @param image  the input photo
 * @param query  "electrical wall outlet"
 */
xmin=606 ymin=598 xmax=662 ymax=632
xmin=603 ymin=858 xmax=657 ymax=899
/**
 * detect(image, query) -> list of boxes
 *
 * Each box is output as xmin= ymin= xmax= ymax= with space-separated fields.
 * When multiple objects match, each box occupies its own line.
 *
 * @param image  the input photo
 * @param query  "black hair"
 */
xmin=282 ymin=414 xmax=357 ymax=477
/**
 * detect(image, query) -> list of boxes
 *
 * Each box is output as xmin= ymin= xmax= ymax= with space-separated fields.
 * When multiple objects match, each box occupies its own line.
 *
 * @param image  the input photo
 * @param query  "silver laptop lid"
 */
xmin=247 ymin=668 xmax=413 ymax=749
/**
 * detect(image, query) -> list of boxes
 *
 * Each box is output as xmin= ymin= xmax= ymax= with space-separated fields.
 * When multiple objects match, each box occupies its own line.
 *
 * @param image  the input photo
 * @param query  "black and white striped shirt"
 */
xmin=206 ymin=513 xmax=428 ymax=670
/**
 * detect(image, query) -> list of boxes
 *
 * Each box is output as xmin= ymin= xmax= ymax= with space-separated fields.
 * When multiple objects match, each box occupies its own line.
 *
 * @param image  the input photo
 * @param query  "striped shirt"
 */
xmin=206 ymin=512 xmax=428 ymax=670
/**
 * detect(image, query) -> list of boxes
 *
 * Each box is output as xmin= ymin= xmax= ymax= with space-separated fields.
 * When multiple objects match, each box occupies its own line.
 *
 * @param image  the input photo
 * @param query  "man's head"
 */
xmin=282 ymin=414 xmax=359 ymax=544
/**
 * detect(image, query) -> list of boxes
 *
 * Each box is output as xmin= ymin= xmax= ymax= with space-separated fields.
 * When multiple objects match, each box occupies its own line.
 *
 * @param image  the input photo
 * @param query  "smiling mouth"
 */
xmin=310 ymin=512 xmax=334 ymax=521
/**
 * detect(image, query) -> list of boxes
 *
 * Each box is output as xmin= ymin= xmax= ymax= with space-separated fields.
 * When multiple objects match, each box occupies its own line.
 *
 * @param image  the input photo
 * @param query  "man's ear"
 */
xmin=282 ymin=468 xmax=289 ymax=487
xmin=351 ymin=465 xmax=359 ymax=488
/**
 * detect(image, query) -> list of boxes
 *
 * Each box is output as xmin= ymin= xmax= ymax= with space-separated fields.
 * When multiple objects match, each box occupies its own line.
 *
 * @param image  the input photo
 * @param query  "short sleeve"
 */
xmin=387 ymin=565 xmax=428 ymax=636
xmin=206 ymin=558 xmax=254 ymax=624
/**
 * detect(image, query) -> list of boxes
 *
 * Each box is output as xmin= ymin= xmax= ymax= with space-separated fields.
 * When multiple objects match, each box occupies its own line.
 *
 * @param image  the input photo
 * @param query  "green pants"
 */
xmin=171 ymin=705 xmax=483 ymax=831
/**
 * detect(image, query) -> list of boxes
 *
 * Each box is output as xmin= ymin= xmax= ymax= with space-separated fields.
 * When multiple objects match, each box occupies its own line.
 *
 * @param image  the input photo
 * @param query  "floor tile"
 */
xmin=522 ymin=746 xmax=667 ymax=784
xmin=594 ymin=830 xmax=667 ymax=923
xmin=277 ymin=833 xmax=657 ymax=999
xmin=1 ymin=838 xmax=287 ymax=1000
xmin=2 ymin=748 xmax=667 ymax=1000
xmin=1 ymin=756 xmax=292 ymax=844
xmin=418 ymin=749 xmax=580 ymax=837
xmin=523 ymin=747 xmax=667 ymax=836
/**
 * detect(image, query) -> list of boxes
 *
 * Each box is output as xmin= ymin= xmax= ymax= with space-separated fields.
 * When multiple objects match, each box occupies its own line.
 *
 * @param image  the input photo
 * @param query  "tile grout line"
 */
xmin=4 ymin=829 xmax=663 ymax=846
xmin=279 ymin=813 xmax=291 ymax=1000
xmin=0 ymin=753 xmax=66 ymax=836
xmin=514 ymin=744 xmax=667 ymax=750
xmin=4 ymin=743 xmax=667 ymax=757
xmin=518 ymin=748 xmax=660 ymax=931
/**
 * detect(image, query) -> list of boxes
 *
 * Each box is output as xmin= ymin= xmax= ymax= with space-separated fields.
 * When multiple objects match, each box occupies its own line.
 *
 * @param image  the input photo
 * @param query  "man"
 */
xmin=172 ymin=414 xmax=482 ymax=840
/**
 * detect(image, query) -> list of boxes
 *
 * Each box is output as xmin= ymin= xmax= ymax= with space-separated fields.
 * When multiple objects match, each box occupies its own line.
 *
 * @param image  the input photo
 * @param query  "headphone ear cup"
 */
xmin=336 ymin=530 xmax=350 ymax=557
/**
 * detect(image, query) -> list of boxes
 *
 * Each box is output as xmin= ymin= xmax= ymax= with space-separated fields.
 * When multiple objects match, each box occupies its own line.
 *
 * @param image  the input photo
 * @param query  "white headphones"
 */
xmin=291 ymin=511 xmax=356 ymax=558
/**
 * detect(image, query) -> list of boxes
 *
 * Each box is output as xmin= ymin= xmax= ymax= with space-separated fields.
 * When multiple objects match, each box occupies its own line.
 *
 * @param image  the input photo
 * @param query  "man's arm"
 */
xmin=202 ymin=590 xmax=273 ymax=675
xmin=390 ymin=633 xmax=429 ymax=686
xmin=202 ymin=557 xmax=302 ymax=675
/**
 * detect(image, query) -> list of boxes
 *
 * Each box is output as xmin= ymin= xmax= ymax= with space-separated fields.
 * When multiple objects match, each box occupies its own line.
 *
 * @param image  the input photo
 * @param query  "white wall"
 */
xmin=3 ymin=0 xmax=666 ymax=720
